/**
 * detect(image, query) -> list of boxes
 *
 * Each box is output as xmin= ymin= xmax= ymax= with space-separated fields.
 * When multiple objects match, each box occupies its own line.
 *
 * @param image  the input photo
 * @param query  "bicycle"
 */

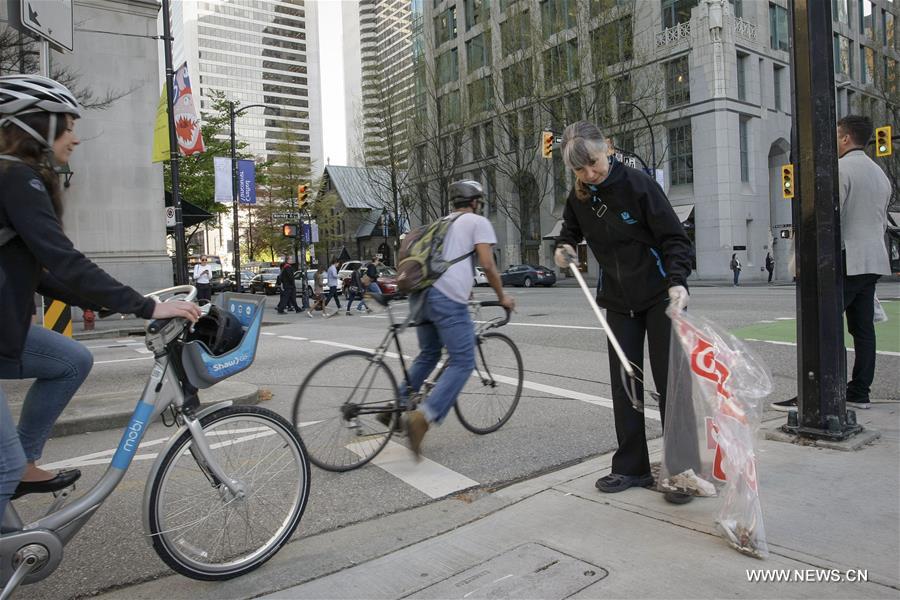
xmin=0 ymin=286 xmax=310 ymax=599
xmin=291 ymin=293 xmax=523 ymax=472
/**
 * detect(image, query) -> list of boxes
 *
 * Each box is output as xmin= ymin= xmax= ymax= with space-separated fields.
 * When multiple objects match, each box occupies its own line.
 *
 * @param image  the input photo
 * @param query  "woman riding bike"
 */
xmin=0 ymin=75 xmax=199 ymax=523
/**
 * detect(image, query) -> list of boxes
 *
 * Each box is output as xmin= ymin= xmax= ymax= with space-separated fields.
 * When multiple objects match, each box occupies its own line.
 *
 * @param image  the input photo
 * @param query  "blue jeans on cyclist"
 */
xmin=403 ymin=288 xmax=475 ymax=424
xmin=0 ymin=325 xmax=93 ymax=520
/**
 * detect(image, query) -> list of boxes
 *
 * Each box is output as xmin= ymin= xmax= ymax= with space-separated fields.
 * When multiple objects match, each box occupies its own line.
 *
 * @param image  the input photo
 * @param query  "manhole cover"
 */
xmin=414 ymin=543 xmax=607 ymax=599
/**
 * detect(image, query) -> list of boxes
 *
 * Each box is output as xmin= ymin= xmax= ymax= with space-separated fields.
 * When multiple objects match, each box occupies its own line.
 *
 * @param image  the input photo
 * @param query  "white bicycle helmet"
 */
xmin=0 ymin=75 xmax=81 ymax=148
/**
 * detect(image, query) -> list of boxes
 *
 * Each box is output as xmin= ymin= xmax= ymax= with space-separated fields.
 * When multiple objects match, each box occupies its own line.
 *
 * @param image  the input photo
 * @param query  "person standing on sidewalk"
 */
xmin=730 ymin=254 xmax=742 ymax=286
xmin=765 ymin=251 xmax=775 ymax=284
xmin=193 ymin=256 xmax=212 ymax=303
xmin=0 ymin=75 xmax=200 ymax=523
xmin=323 ymin=257 xmax=342 ymax=311
xmin=403 ymin=180 xmax=515 ymax=456
xmin=554 ymin=121 xmax=696 ymax=504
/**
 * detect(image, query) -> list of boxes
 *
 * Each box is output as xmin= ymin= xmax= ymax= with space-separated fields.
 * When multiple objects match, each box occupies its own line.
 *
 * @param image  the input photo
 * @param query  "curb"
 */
xmin=47 ymin=383 xmax=260 ymax=438
xmin=74 ymin=327 xmax=146 ymax=341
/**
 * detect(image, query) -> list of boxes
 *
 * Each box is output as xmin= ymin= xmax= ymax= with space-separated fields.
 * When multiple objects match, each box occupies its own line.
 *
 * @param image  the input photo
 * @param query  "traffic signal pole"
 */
xmin=787 ymin=0 xmax=861 ymax=440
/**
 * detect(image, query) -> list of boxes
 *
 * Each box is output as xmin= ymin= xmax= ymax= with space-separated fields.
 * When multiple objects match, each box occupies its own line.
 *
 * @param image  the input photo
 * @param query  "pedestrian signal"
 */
xmin=781 ymin=164 xmax=794 ymax=199
xmin=297 ymin=184 xmax=309 ymax=208
xmin=779 ymin=229 xmax=793 ymax=239
xmin=282 ymin=223 xmax=299 ymax=238
xmin=541 ymin=131 xmax=554 ymax=159
xmin=875 ymin=126 xmax=892 ymax=157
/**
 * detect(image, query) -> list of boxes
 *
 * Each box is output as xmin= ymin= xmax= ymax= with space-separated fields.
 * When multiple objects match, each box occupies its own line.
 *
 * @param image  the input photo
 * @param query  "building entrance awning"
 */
xmin=671 ymin=203 xmax=695 ymax=224
xmin=165 ymin=191 xmax=214 ymax=229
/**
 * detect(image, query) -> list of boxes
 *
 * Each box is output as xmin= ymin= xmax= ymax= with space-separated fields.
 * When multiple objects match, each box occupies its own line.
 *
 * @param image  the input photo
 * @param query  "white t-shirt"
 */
xmin=193 ymin=263 xmax=211 ymax=284
xmin=432 ymin=212 xmax=497 ymax=305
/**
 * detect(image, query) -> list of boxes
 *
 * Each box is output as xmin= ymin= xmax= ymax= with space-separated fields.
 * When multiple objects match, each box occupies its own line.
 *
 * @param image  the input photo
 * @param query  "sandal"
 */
xmin=595 ymin=472 xmax=654 ymax=493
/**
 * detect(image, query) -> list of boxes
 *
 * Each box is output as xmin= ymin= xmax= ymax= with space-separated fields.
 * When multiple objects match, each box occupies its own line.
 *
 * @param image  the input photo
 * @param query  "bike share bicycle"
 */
xmin=0 ymin=286 xmax=310 ymax=599
xmin=292 ymin=292 xmax=523 ymax=471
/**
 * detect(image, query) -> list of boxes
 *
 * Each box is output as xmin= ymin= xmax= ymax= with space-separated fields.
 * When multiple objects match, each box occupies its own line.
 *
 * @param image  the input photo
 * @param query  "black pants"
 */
xmin=324 ymin=285 xmax=342 ymax=308
xmin=196 ymin=283 xmax=211 ymax=303
xmin=606 ymin=300 xmax=699 ymax=477
xmin=277 ymin=287 xmax=300 ymax=312
xmin=844 ymin=273 xmax=880 ymax=402
xmin=767 ymin=268 xmax=773 ymax=283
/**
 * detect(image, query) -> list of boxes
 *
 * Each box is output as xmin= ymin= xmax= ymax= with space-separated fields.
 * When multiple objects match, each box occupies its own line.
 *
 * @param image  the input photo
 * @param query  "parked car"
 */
xmin=500 ymin=264 xmax=557 ymax=287
xmin=227 ymin=271 xmax=255 ymax=293
xmin=474 ymin=266 xmax=488 ymax=286
xmin=337 ymin=261 xmax=363 ymax=294
xmin=341 ymin=264 xmax=400 ymax=297
xmin=294 ymin=269 xmax=316 ymax=298
xmin=248 ymin=270 xmax=282 ymax=295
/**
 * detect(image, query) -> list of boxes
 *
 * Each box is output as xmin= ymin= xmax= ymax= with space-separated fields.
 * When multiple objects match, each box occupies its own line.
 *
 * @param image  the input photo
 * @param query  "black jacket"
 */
xmin=0 ymin=162 xmax=155 ymax=368
xmin=279 ymin=264 xmax=296 ymax=289
xmin=556 ymin=161 xmax=693 ymax=315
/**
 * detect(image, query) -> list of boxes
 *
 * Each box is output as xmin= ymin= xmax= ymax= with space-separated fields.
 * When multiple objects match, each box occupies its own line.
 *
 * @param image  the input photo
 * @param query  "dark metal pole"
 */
xmin=299 ymin=209 xmax=308 ymax=309
xmin=230 ymin=102 xmax=241 ymax=292
xmin=620 ymin=101 xmax=656 ymax=171
xmin=161 ymin=0 xmax=187 ymax=285
xmin=786 ymin=0 xmax=860 ymax=440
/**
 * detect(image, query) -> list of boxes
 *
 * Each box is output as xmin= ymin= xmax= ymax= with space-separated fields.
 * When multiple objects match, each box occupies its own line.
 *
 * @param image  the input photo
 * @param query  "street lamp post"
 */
xmin=619 ymin=101 xmax=656 ymax=173
xmin=228 ymin=101 xmax=267 ymax=292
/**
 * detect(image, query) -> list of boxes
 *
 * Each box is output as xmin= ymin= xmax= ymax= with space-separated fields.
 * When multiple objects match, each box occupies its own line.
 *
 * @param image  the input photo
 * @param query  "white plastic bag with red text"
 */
xmin=659 ymin=308 xmax=773 ymax=559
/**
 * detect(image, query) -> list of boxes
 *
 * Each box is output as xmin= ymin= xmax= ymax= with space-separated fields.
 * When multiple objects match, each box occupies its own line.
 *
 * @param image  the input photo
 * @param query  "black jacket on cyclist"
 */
xmin=0 ymin=162 xmax=155 ymax=368
xmin=556 ymin=160 xmax=693 ymax=315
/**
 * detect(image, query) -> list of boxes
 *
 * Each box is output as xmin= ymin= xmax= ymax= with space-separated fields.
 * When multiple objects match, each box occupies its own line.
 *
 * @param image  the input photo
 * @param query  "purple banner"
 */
xmin=238 ymin=159 xmax=256 ymax=205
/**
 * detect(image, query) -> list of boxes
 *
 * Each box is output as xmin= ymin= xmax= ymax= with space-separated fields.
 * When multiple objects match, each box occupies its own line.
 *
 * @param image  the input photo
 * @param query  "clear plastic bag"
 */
xmin=659 ymin=308 xmax=773 ymax=559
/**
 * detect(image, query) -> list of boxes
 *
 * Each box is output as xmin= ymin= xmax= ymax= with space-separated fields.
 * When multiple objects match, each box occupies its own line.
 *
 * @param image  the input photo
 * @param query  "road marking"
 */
xmin=279 ymin=335 xmax=309 ymax=341
xmin=262 ymin=332 xmax=277 ymax=336
xmin=744 ymin=338 xmax=900 ymax=357
xmin=346 ymin=440 xmax=478 ymax=499
xmin=95 ymin=356 xmax=153 ymax=365
xmin=775 ymin=317 xmax=794 ymax=320
xmin=475 ymin=320 xmax=601 ymax=331
xmin=134 ymin=347 xmax=153 ymax=354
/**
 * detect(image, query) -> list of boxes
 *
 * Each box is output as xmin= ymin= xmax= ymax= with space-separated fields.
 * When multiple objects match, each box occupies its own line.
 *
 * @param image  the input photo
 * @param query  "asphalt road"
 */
xmin=12 ymin=283 xmax=899 ymax=600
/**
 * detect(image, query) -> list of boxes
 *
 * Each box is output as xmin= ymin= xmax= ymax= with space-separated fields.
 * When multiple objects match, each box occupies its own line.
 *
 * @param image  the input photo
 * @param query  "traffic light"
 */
xmin=541 ymin=131 xmax=554 ymax=159
xmin=282 ymin=223 xmax=298 ymax=238
xmin=297 ymin=184 xmax=309 ymax=208
xmin=780 ymin=229 xmax=793 ymax=239
xmin=875 ymin=125 xmax=892 ymax=157
xmin=781 ymin=164 xmax=794 ymax=199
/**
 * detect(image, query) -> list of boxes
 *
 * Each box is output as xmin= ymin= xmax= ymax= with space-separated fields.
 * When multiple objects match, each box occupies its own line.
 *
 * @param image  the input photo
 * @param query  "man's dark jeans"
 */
xmin=844 ymin=273 xmax=881 ymax=402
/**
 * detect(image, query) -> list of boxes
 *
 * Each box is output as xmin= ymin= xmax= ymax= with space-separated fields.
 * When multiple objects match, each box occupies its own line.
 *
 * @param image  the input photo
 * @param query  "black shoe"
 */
xmin=277 ymin=310 xmax=285 ymax=314
xmin=376 ymin=407 xmax=404 ymax=432
xmin=13 ymin=469 xmax=81 ymax=500
xmin=663 ymin=491 xmax=694 ymax=504
xmin=771 ymin=397 xmax=797 ymax=412
xmin=595 ymin=472 xmax=654 ymax=493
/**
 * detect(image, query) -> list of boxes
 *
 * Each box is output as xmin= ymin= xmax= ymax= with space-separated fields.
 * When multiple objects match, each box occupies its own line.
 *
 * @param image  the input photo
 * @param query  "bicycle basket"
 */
xmin=180 ymin=293 xmax=265 ymax=388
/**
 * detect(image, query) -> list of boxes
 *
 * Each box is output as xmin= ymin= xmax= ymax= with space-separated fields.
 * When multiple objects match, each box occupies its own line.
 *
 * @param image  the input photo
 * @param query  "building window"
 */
xmin=739 ymin=118 xmax=749 ymax=182
xmin=466 ymin=31 xmax=492 ymax=71
xmin=668 ymin=123 xmax=693 ymax=185
xmin=464 ymin=0 xmax=490 ymax=30
xmin=502 ymin=58 xmax=534 ymax=102
xmin=468 ymin=75 xmax=493 ymax=114
xmin=733 ymin=0 xmax=743 ymax=18
xmin=484 ymin=120 xmax=495 ymax=156
xmin=661 ymin=0 xmax=695 ymax=29
xmin=543 ymin=38 xmax=580 ymax=88
xmin=434 ymin=7 xmax=457 ymax=46
xmin=665 ymin=55 xmax=690 ymax=106
xmin=501 ymin=9 xmax=530 ymax=54
xmin=437 ymin=48 xmax=459 ymax=86
xmin=832 ymin=0 xmax=849 ymax=26
xmin=833 ymin=34 xmax=852 ymax=78
xmin=737 ymin=53 xmax=747 ymax=101
xmin=506 ymin=113 xmax=519 ymax=151
xmin=590 ymin=0 xmax=628 ymax=17
xmin=615 ymin=75 xmax=632 ymax=119
xmin=592 ymin=17 xmax=633 ymax=70
xmin=769 ymin=3 xmax=789 ymax=51
xmin=540 ymin=0 xmax=577 ymax=38
xmin=438 ymin=90 xmax=461 ymax=126
xmin=885 ymin=11 xmax=895 ymax=48
xmin=886 ymin=57 xmax=898 ymax=94
xmin=860 ymin=0 xmax=874 ymax=39
xmin=773 ymin=65 xmax=783 ymax=110
xmin=471 ymin=125 xmax=482 ymax=160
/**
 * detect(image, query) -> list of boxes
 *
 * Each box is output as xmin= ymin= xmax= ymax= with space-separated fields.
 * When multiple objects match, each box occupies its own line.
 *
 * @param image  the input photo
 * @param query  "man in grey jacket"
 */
xmin=836 ymin=115 xmax=892 ymax=408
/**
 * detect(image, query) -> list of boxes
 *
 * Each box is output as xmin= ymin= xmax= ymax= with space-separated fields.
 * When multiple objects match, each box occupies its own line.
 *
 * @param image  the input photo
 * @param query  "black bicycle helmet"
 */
xmin=187 ymin=305 xmax=244 ymax=356
xmin=449 ymin=179 xmax=484 ymax=206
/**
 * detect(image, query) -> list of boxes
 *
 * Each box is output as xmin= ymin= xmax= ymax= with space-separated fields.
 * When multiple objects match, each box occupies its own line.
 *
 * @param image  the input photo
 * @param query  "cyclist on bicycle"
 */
xmin=404 ymin=180 xmax=515 ymax=456
xmin=0 ymin=75 xmax=200 ymax=522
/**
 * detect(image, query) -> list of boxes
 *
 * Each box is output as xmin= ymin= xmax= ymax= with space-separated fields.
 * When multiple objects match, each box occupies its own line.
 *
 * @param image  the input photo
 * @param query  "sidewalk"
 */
xmin=99 ymin=403 xmax=899 ymax=600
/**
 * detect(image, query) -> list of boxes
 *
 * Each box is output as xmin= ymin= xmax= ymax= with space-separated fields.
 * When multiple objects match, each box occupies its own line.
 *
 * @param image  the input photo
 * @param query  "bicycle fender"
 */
xmin=141 ymin=401 xmax=234 ymax=538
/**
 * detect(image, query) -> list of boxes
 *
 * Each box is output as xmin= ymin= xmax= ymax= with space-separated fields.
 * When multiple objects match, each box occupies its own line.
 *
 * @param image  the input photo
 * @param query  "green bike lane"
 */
xmin=732 ymin=299 xmax=900 ymax=355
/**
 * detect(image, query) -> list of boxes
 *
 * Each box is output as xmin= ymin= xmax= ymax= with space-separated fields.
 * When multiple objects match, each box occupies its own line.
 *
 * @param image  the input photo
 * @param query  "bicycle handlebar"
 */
xmin=475 ymin=300 xmax=512 ymax=327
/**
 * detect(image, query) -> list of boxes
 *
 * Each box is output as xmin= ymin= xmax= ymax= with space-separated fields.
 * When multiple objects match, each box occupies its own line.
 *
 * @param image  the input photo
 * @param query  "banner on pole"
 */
xmin=214 ymin=157 xmax=232 ymax=203
xmin=238 ymin=160 xmax=256 ymax=205
xmin=151 ymin=62 xmax=205 ymax=163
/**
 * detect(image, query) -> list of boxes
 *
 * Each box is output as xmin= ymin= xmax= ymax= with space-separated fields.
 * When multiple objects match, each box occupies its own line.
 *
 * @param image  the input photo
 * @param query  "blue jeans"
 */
xmin=355 ymin=282 xmax=381 ymax=311
xmin=0 ymin=326 xmax=93 ymax=520
xmin=324 ymin=285 xmax=342 ymax=308
xmin=403 ymin=288 xmax=475 ymax=424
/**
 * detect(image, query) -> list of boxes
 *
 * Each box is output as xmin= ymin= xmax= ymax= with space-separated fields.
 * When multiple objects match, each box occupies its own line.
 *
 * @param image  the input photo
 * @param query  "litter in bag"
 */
xmin=659 ymin=308 xmax=773 ymax=559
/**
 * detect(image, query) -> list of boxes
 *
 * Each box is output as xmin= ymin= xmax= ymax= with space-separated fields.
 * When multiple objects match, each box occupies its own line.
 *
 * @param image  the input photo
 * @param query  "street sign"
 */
xmin=272 ymin=212 xmax=300 ymax=220
xmin=165 ymin=206 xmax=176 ymax=227
xmin=20 ymin=0 xmax=74 ymax=51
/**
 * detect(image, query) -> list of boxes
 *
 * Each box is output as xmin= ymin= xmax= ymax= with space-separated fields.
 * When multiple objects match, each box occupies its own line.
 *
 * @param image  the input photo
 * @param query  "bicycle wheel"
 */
xmin=146 ymin=405 xmax=310 ymax=580
xmin=292 ymin=350 xmax=400 ymax=471
xmin=454 ymin=331 xmax=523 ymax=434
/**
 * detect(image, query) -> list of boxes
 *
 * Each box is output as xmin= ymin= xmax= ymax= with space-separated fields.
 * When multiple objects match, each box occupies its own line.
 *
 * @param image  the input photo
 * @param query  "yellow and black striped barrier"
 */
xmin=43 ymin=298 xmax=72 ymax=337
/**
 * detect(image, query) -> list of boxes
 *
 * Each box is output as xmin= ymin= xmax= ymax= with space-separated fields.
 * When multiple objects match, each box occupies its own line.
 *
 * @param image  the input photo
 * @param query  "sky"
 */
xmin=317 ymin=1 xmax=347 ymax=166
